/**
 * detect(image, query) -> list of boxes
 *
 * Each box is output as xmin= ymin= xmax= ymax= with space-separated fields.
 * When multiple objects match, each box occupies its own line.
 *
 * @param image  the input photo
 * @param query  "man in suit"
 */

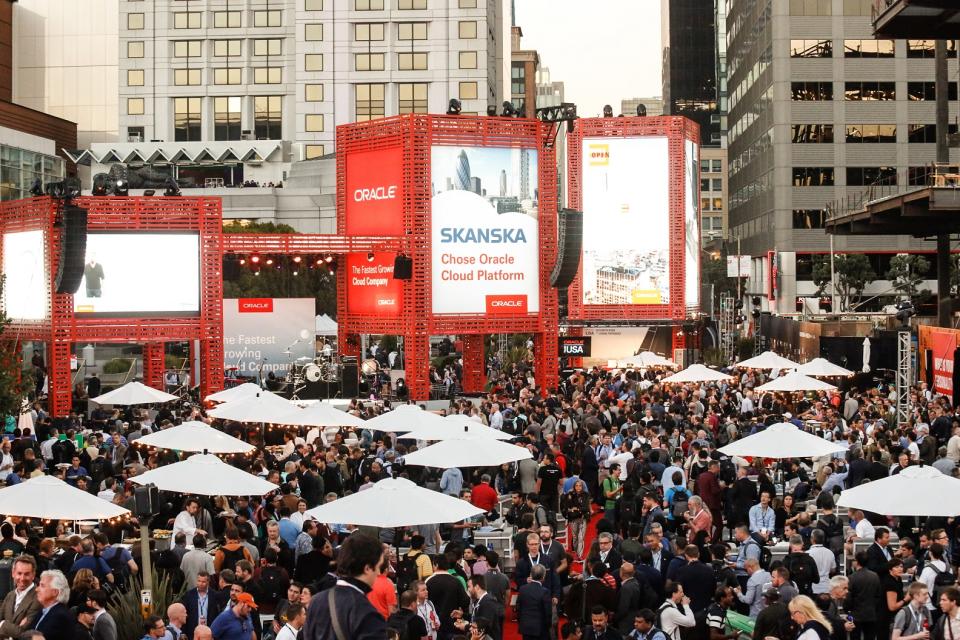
xmin=587 ymin=533 xmax=623 ymax=579
xmin=864 ymin=527 xmax=892 ymax=575
xmin=182 ymin=571 xmax=226 ymax=640
xmin=672 ymin=545 xmax=717 ymax=614
xmin=513 ymin=533 xmax=561 ymax=602
xmin=613 ymin=563 xmax=655 ymax=635
xmin=30 ymin=569 xmax=75 ymax=640
xmin=516 ymin=564 xmax=552 ymax=640
xmin=87 ymin=590 xmax=117 ymax=640
xmin=456 ymin=575 xmax=502 ymax=640
xmin=696 ymin=460 xmax=724 ymax=542
xmin=0 ymin=554 xmax=41 ymax=638
xmin=584 ymin=605 xmax=622 ymax=640
xmin=643 ymin=532 xmax=673 ymax=580
xmin=846 ymin=551 xmax=881 ymax=640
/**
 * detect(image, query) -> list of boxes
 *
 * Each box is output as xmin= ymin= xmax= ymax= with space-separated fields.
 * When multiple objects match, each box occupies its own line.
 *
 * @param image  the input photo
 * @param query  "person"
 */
xmin=584 ymin=605 xmax=622 ymax=640
xmin=881 ymin=558 xmax=910 ymax=634
xmin=83 ymin=256 xmax=105 ymax=298
xmin=517 ymin=564 xmax=552 ymax=640
xmin=807 ymin=529 xmax=837 ymax=598
xmin=771 ymin=566 xmax=799 ymax=605
xmin=705 ymin=587 xmax=738 ymax=640
xmin=891 ymin=582 xmax=932 ymax=640
xmin=747 ymin=491 xmax=776 ymax=543
xmin=614 ymin=563 xmax=655 ymax=635
xmin=657 ymin=583 xmax=695 ymax=640
xmin=367 ymin=554 xmax=398 ymax=620
xmin=866 ymin=527 xmax=894 ymax=575
xmin=303 ymin=532 xmax=387 ymax=640
xmin=588 ymin=533 xmax=623 ymax=577
xmin=399 ymin=535 xmax=434 ymax=590
xmin=74 ymin=603 xmax=96 ymax=640
xmin=825 ymin=576 xmax=856 ymax=640
xmin=276 ymin=603 xmax=306 ymax=640
xmin=209 ymin=592 xmax=257 ymax=640
xmin=386 ymin=592 xmax=428 ymax=640
xmin=173 ymin=499 xmax=207 ymax=540
xmin=0 ymin=554 xmax=41 ymax=636
xmin=454 ymin=575 xmax=502 ymax=640
xmin=736 ymin=558 xmax=770 ymax=619
xmin=194 ymin=626 xmax=213 ymax=640
xmin=672 ymin=545 xmax=716 ymax=614
xmin=790 ymin=594 xmax=834 ymax=640
xmin=412 ymin=580 xmax=441 ymax=640
xmin=562 ymin=479 xmax=592 ymax=559
xmin=182 ymin=571 xmax=226 ymax=639
xmin=514 ymin=533 xmax=561 ymax=603
xmin=70 ymin=540 xmax=113 ymax=585
xmin=783 ymin=535 xmax=821 ymax=597
xmin=426 ymin=554 xmax=470 ymax=640
xmin=164 ymin=603 xmax=187 ymax=640
xmin=181 ymin=535 xmax=216 ymax=590
xmin=141 ymin=615 xmax=167 ymax=640
xmin=752 ymin=588 xmax=789 ymax=640
xmin=847 ymin=551 xmax=881 ymax=640
xmin=629 ymin=609 xmax=667 ymax=640
xmin=30 ymin=570 xmax=75 ymax=640
xmin=935 ymin=586 xmax=960 ymax=640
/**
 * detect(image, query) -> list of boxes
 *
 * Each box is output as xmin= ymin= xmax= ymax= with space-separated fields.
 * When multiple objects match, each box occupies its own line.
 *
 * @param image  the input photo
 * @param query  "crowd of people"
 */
xmin=5 ymin=360 xmax=960 ymax=640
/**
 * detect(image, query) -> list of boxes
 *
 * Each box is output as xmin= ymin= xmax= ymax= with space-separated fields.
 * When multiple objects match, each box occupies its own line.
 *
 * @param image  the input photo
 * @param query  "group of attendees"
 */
xmin=5 ymin=360 xmax=960 ymax=640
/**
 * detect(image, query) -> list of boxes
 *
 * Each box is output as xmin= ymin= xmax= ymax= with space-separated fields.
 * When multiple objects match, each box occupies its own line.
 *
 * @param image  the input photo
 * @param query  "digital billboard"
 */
xmin=346 ymin=252 xmax=401 ymax=316
xmin=2 ymin=230 xmax=46 ymax=320
xmin=73 ymin=232 xmax=200 ymax=315
xmin=223 ymin=298 xmax=315 ymax=375
xmin=430 ymin=145 xmax=539 ymax=315
xmin=685 ymin=139 xmax=700 ymax=308
xmin=344 ymin=147 xmax=404 ymax=236
xmin=581 ymin=137 xmax=670 ymax=305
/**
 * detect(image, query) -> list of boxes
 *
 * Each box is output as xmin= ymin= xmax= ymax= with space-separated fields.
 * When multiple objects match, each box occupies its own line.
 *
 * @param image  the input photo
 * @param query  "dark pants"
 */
xmin=851 ymin=620 xmax=877 ymax=640
xmin=709 ymin=508 xmax=723 ymax=542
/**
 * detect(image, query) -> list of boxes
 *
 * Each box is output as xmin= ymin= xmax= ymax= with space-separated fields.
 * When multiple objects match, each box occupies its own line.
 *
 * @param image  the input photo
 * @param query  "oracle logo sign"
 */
xmin=485 ymin=294 xmax=528 ymax=315
xmin=559 ymin=336 xmax=592 ymax=357
xmin=238 ymin=298 xmax=273 ymax=313
xmin=353 ymin=186 xmax=398 ymax=202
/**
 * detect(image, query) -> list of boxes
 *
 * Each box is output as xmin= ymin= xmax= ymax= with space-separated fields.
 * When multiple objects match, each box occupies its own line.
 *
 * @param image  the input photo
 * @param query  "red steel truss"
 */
xmin=336 ymin=114 xmax=560 ymax=400
xmin=566 ymin=116 xmax=700 ymax=322
xmin=0 ymin=196 xmax=224 ymax=416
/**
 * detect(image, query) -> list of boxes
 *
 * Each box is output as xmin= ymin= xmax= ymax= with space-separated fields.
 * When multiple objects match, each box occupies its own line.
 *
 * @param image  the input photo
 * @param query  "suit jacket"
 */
xmin=865 ymin=542 xmax=890 ymax=575
xmin=586 ymin=548 xmax=623 ymax=577
xmin=674 ymin=561 xmax=717 ymax=613
xmin=0 ymin=587 xmax=41 ymax=638
xmin=32 ymin=602 xmax=75 ymax=640
xmin=613 ymin=577 xmax=646 ymax=634
xmin=513 ymin=554 xmax=560 ymax=598
xmin=182 ymin=588 xmax=226 ymax=639
xmin=92 ymin=611 xmax=117 ymax=640
xmin=471 ymin=594 xmax=503 ymax=640
xmin=846 ymin=567 xmax=881 ymax=623
xmin=516 ymin=581 xmax=552 ymax=640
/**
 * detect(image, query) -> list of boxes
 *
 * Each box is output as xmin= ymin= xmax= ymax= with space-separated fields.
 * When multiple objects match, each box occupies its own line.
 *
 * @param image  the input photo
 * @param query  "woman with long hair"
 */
xmin=560 ymin=478 xmax=591 ymax=559
xmin=789 ymin=595 xmax=833 ymax=640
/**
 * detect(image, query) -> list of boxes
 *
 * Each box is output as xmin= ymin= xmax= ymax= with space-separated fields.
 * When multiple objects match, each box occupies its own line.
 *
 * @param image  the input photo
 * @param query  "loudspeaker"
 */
xmin=341 ymin=356 xmax=359 ymax=398
xmin=55 ymin=205 xmax=88 ymax=295
xmin=549 ymin=209 xmax=583 ymax=288
xmin=393 ymin=255 xmax=413 ymax=280
xmin=133 ymin=484 xmax=160 ymax=518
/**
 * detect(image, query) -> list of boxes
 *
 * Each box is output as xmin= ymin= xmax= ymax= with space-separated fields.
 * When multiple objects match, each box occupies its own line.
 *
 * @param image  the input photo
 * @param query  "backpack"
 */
xmin=929 ymin=562 xmax=956 ymax=600
xmin=257 ymin=565 xmax=288 ymax=605
xmin=396 ymin=551 xmax=421 ymax=592
xmin=534 ymin=505 xmax=558 ymax=530
xmin=657 ymin=601 xmax=700 ymax=640
xmin=102 ymin=547 xmax=130 ymax=591
xmin=784 ymin=553 xmax=817 ymax=594
xmin=218 ymin=545 xmax=247 ymax=573
xmin=671 ymin=488 xmax=690 ymax=519
xmin=746 ymin=539 xmax=772 ymax=571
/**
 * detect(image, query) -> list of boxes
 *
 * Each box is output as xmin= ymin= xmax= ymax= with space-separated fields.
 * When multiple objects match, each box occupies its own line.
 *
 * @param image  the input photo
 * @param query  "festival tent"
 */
xmin=735 ymin=351 xmax=800 ymax=370
xmin=795 ymin=358 xmax=854 ymax=378
xmin=90 ymin=381 xmax=178 ymax=406
xmin=205 ymin=383 xmax=264 ymax=404
xmin=755 ymin=372 xmax=837 ymax=393
xmin=0 ymin=475 xmax=129 ymax=521
xmin=837 ymin=465 xmax=960 ymax=517
xmin=719 ymin=422 xmax=846 ymax=459
xmin=397 ymin=414 xmax=513 ymax=441
xmin=131 ymin=454 xmax=278 ymax=496
xmin=402 ymin=438 xmax=533 ymax=468
xmin=660 ymin=364 xmax=733 ymax=383
xmin=361 ymin=403 xmax=445 ymax=433
xmin=135 ymin=421 xmax=255 ymax=454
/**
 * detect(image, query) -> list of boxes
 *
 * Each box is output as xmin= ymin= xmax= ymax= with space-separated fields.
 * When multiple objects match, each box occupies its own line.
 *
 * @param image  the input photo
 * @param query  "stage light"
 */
xmin=328 ymin=269 xmax=335 ymax=276
xmin=250 ymin=255 xmax=261 ymax=264
xmin=751 ymin=296 xmax=761 ymax=306
xmin=113 ymin=179 xmax=128 ymax=196
xmin=324 ymin=255 xmax=333 ymax=263
xmin=366 ymin=252 xmax=375 ymax=262
xmin=636 ymin=104 xmax=647 ymax=117
xmin=486 ymin=105 xmax=497 ymax=117
xmin=447 ymin=99 xmax=462 ymax=115
xmin=92 ymin=173 xmax=111 ymax=196
xmin=501 ymin=101 xmax=516 ymax=117
xmin=292 ymin=270 xmax=299 ymax=276
xmin=293 ymin=255 xmax=302 ymax=264
xmin=603 ymin=104 xmax=614 ymax=118
xmin=239 ymin=258 xmax=246 ymax=266
xmin=164 ymin=177 xmax=182 ymax=197
xmin=895 ymin=301 xmax=916 ymax=324
xmin=254 ymin=270 xmax=261 ymax=276
xmin=143 ymin=189 xmax=156 ymax=196
xmin=29 ymin=178 xmax=43 ymax=197
xmin=315 ymin=257 xmax=323 ymax=266
xmin=265 ymin=257 xmax=274 ymax=266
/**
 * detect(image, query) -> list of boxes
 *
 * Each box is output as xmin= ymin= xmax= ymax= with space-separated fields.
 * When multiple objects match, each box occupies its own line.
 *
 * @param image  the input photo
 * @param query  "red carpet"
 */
xmin=502 ymin=512 xmax=604 ymax=640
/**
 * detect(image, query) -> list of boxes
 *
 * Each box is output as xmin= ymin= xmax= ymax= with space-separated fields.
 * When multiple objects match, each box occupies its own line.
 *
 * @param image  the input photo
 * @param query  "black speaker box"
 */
xmin=134 ymin=484 xmax=160 ymax=518
xmin=341 ymin=356 xmax=359 ymax=398
xmin=55 ymin=205 xmax=88 ymax=295
xmin=393 ymin=255 xmax=413 ymax=280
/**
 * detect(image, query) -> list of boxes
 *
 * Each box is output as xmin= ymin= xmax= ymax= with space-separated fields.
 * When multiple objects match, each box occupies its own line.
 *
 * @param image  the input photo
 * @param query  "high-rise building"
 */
xmin=535 ymin=66 xmax=563 ymax=109
xmin=661 ymin=0 xmax=719 ymax=146
xmin=510 ymin=25 xmax=538 ymax=118
xmin=621 ymin=97 xmax=664 ymax=118
xmin=726 ymin=0 xmax=958 ymax=313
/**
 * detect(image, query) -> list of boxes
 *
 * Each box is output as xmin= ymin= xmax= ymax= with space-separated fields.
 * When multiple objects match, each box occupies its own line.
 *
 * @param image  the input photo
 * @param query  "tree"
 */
xmin=223 ymin=221 xmax=297 ymax=234
xmin=811 ymin=253 xmax=875 ymax=311
xmin=701 ymin=250 xmax=738 ymax=313
xmin=0 ymin=277 xmax=30 ymax=419
xmin=886 ymin=253 xmax=931 ymax=300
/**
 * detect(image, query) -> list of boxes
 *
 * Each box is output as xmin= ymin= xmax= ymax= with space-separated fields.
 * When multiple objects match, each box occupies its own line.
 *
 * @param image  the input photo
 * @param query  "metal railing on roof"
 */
xmin=825 ymin=163 xmax=960 ymax=223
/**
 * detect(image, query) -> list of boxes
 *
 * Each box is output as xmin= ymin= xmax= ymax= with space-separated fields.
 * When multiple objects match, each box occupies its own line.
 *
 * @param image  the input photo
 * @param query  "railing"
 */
xmin=871 ymin=0 xmax=898 ymax=23
xmin=825 ymin=162 xmax=960 ymax=223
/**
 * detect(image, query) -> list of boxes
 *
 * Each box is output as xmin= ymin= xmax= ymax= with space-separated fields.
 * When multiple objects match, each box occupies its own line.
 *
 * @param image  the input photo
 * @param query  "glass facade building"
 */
xmin=0 ymin=144 xmax=64 ymax=201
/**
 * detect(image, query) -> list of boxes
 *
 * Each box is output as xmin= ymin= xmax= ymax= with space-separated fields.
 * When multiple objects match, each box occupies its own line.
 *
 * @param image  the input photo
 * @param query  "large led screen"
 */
xmin=74 ymin=232 xmax=200 ymax=315
xmin=430 ymin=145 xmax=539 ymax=315
xmin=2 ymin=230 xmax=46 ymax=320
xmin=685 ymin=140 xmax=701 ymax=308
xmin=581 ymin=137 xmax=670 ymax=305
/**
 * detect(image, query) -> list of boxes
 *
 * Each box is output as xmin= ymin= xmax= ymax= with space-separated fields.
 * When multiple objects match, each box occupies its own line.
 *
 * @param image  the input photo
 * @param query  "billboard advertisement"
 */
xmin=223 ymin=298 xmax=315 ymax=376
xmin=74 ymin=232 xmax=200 ymax=315
xmin=2 ymin=230 xmax=46 ymax=320
xmin=430 ymin=145 xmax=539 ymax=315
xmin=581 ymin=137 xmax=670 ymax=305
xmin=344 ymin=147 xmax=404 ymax=236
xmin=581 ymin=326 xmax=672 ymax=367
xmin=931 ymin=330 xmax=956 ymax=402
xmin=346 ymin=252 xmax=401 ymax=315
xmin=685 ymin=139 xmax=700 ymax=308
xmin=559 ymin=336 xmax=592 ymax=357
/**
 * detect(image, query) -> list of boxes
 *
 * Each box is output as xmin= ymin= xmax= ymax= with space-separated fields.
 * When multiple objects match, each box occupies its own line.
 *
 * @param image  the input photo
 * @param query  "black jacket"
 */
xmin=865 ymin=543 xmax=890 ymax=576
xmin=673 ymin=561 xmax=717 ymax=613
xmin=514 ymin=554 xmax=561 ymax=598
xmin=846 ymin=567 xmax=881 ymax=623
xmin=304 ymin=578 xmax=386 ymax=640
xmin=516 ymin=581 xmax=552 ymax=640
xmin=426 ymin=572 xmax=470 ymax=638
xmin=471 ymin=594 xmax=503 ymax=640
xmin=33 ymin=603 xmax=76 ymax=640
xmin=614 ymin=577 xmax=655 ymax=634
xmin=182 ymin=587 xmax=226 ymax=639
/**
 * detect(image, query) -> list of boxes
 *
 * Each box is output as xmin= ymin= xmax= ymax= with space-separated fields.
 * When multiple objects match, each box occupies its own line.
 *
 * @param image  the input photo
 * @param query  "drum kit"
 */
xmin=285 ymin=354 xmax=341 ymax=398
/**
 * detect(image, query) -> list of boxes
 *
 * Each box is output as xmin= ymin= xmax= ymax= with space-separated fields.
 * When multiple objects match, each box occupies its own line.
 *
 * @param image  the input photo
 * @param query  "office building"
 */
xmin=726 ymin=0 xmax=959 ymax=313
xmin=700 ymin=147 xmax=726 ymax=246
xmin=621 ymin=97 xmax=664 ymax=118
xmin=510 ymin=25 xmax=538 ymax=118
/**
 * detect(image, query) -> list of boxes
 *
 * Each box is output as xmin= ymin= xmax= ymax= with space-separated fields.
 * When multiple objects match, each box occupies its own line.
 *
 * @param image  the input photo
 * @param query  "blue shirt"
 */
xmin=70 ymin=554 xmax=112 ymax=580
xmin=440 ymin=468 xmax=463 ymax=496
xmin=210 ymin=607 xmax=252 ymax=640
xmin=278 ymin=518 xmax=299 ymax=548
xmin=748 ymin=504 xmax=775 ymax=534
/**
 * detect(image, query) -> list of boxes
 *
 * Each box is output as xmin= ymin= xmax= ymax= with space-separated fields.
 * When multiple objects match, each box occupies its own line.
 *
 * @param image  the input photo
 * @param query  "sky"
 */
xmin=512 ymin=0 xmax=663 ymax=118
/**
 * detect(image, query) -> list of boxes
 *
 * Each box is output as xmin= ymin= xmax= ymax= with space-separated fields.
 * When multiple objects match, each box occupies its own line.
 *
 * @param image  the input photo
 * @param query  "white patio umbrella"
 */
xmin=131 ymin=454 xmax=277 ymax=496
xmin=206 ymin=391 xmax=294 ymax=423
xmin=402 ymin=437 xmax=532 ymax=468
xmin=661 ymin=364 xmax=733 ymax=384
xmin=397 ymin=414 xmax=512 ymax=441
xmin=735 ymin=351 xmax=800 ymax=370
xmin=796 ymin=358 xmax=854 ymax=378
xmin=205 ymin=382 xmax=264 ymax=404
xmin=304 ymin=477 xmax=485 ymax=527
xmin=91 ymin=381 xmax=178 ymax=406
xmin=719 ymin=422 xmax=846 ymax=459
xmin=362 ymin=404 xmax=445 ymax=433
xmin=0 ymin=475 xmax=129 ymax=521
xmin=620 ymin=351 xmax=677 ymax=368
xmin=756 ymin=372 xmax=837 ymax=393
xmin=862 ymin=337 xmax=872 ymax=373
xmin=273 ymin=402 xmax=367 ymax=429
xmin=837 ymin=465 xmax=960 ymax=517
xmin=134 ymin=421 xmax=254 ymax=454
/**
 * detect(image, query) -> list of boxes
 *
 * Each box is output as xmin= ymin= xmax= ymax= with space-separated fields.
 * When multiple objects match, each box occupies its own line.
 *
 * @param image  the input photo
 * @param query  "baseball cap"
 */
xmin=236 ymin=593 xmax=258 ymax=609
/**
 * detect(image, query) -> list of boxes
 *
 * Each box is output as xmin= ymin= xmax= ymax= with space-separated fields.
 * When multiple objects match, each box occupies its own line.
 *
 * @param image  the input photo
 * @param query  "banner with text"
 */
xmin=346 ymin=252 xmax=402 ymax=315
xmin=223 ymin=298 xmax=315 ymax=375
xmin=931 ymin=330 xmax=957 ymax=402
xmin=430 ymin=145 xmax=539 ymax=315
xmin=345 ymin=147 xmax=404 ymax=236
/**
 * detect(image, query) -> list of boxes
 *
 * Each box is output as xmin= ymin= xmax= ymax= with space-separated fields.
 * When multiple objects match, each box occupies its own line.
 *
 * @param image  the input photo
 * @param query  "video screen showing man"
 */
xmin=83 ymin=254 xmax=105 ymax=298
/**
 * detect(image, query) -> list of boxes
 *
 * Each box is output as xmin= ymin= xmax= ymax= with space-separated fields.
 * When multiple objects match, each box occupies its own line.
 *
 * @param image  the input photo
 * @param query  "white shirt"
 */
xmin=97 ymin=489 xmax=116 ymax=503
xmin=489 ymin=411 xmax=503 ymax=430
xmin=276 ymin=623 xmax=300 ymax=640
xmin=659 ymin=601 xmax=696 ymax=640
xmin=919 ymin=560 xmax=951 ymax=609
xmin=807 ymin=545 xmax=836 ymax=595
xmin=172 ymin=510 xmax=199 ymax=539
xmin=854 ymin=518 xmax=875 ymax=540
xmin=0 ymin=451 xmax=13 ymax=480
xmin=40 ymin=437 xmax=56 ymax=461
xmin=13 ymin=583 xmax=34 ymax=610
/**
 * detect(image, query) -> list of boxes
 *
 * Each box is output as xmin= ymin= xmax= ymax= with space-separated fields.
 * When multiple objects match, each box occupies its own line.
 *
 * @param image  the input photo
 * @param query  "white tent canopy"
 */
xmin=91 ymin=381 xmax=178 ymax=406
xmin=398 ymin=414 xmax=512 ymax=441
xmin=0 ymin=475 xmax=129 ymax=521
xmin=620 ymin=351 xmax=677 ymax=368
xmin=131 ymin=454 xmax=278 ymax=496
xmin=135 ymin=421 xmax=254 ymax=454
xmin=661 ymin=364 xmax=733 ymax=384
xmin=719 ymin=422 xmax=846 ymax=459
xmin=735 ymin=351 xmax=800 ymax=370
xmin=274 ymin=403 xmax=367 ymax=428
xmin=315 ymin=314 xmax=338 ymax=336
xmin=796 ymin=358 xmax=854 ymax=378
xmin=837 ymin=465 xmax=960 ymax=517
xmin=755 ymin=372 xmax=837 ymax=393
xmin=362 ymin=404 xmax=445 ymax=433
xmin=207 ymin=391 xmax=295 ymax=423
xmin=402 ymin=438 xmax=532 ymax=468
xmin=305 ymin=477 xmax=485 ymax=528
xmin=205 ymin=383 xmax=264 ymax=404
